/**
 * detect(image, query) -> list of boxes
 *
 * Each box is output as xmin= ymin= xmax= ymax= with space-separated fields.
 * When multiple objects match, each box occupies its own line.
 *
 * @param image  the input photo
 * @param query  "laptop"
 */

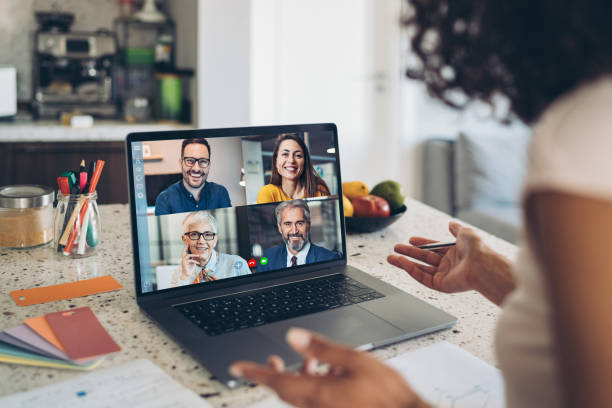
xmin=126 ymin=123 xmax=456 ymax=388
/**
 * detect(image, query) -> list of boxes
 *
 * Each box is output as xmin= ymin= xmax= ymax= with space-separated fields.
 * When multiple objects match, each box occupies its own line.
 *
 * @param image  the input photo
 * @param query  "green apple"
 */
xmin=370 ymin=180 xmax=405 ymax=211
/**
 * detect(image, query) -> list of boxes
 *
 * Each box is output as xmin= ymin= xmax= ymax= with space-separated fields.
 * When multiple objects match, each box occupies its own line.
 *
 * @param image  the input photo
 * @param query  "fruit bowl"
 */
xmin=345 ymin=205 xmax=407 ymax=234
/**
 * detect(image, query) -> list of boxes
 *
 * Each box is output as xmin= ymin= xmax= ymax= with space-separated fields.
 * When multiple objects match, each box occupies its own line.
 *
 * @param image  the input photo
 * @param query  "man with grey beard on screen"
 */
xmin=257 ymin=199 xmax=339 ymax=272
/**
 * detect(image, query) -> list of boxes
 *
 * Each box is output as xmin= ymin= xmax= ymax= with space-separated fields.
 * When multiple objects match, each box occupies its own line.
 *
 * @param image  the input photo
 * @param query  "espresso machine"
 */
xmin=32 ymin=12 xmax=118 ymax=119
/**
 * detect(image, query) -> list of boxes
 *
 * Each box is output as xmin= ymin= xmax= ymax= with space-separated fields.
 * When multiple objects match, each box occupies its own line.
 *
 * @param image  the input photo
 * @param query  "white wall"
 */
xmin=197 ymin=0 xmax=529 ymax=200
xmin=250 ymin=0 xmax=406 ymax=192
xmin=197 ymin=0 xmax=251 ymax=128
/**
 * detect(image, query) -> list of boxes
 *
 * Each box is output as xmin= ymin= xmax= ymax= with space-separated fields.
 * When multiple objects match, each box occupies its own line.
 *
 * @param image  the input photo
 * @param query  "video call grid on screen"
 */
xmin=129 ymin=130 xmax=345 ymax=294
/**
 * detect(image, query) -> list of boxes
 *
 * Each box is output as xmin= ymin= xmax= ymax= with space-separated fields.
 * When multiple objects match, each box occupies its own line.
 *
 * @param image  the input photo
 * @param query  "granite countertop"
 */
xmin=0 ymin=120 xmax=193 ymax=142
xmin=0 ymin=198 xmax=518 ymax=407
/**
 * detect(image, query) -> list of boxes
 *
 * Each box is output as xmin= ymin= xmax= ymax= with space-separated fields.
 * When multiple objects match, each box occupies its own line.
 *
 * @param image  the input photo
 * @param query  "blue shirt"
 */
xmin=154 ymin=180 xmax=231 ymax=215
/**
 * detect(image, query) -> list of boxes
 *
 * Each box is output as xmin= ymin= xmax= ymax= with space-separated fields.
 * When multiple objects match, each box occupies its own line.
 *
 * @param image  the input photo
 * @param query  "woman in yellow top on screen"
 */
xmin=257 ymin=133 xmax=331 ymax=203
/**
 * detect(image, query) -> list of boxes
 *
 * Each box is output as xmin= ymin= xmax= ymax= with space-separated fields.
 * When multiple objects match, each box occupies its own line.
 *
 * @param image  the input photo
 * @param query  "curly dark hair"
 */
xmin=404 ymin=0 xmax=612 ymax=124
xmin=269 ymin=133 xmax=330 ymax=198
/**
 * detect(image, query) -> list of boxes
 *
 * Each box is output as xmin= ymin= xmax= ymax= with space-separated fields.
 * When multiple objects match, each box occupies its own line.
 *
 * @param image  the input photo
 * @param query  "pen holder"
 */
xmin=53 ymin=191 xmax=101 ymax=258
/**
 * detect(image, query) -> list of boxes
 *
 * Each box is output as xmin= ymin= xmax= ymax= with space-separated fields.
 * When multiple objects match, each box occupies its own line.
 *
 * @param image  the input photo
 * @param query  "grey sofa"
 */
xmin=421 ymin=132 xmax=530 ymax=243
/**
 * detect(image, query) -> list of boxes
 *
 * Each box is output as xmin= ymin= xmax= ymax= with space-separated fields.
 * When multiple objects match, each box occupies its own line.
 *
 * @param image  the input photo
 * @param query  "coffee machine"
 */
xmin=32 ymin=12 xmax=118 ymax=119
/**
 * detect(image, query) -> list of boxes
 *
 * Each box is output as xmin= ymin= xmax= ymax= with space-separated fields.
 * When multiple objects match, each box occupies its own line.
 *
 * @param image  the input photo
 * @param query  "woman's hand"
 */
xmin=230 ymin=328 xmax=429 ymax=408
xmin=180 ymin=247 xmax=199 ymax=279
xmin=388 ymin=221 xmax=515 ymax=305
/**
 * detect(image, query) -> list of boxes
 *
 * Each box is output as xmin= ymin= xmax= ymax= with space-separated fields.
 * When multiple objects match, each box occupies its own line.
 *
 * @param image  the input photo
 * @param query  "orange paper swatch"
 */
xmin=10 ymin=275 xmax=122 ymax=306
xmin=24 ymin=316 xmax=66 ymax=352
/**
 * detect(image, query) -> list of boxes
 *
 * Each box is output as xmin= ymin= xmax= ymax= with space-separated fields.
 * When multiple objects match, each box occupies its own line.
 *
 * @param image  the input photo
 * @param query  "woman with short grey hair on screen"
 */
xmin=169 ymin=211 xmax=251 ymax=287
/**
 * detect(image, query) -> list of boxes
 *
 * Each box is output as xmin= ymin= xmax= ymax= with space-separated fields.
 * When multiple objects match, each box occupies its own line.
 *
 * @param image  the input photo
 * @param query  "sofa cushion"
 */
xmin=454 ymin=132 xmax=530 ymax=211
xmin=457 ymin=205 xmax=522 ymax=243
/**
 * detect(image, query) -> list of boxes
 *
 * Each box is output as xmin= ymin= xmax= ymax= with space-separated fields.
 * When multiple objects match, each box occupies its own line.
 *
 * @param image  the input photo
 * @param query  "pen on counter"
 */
xmin=417 ymin=242 xmax=456 ymax=250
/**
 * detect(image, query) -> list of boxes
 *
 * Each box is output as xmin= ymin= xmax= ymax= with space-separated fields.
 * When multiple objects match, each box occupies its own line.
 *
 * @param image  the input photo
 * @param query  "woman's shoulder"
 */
xmin=526 ymin=76 xmax=612 ymax=201
xmin=257 ymin=184 xmax=285 ymax=203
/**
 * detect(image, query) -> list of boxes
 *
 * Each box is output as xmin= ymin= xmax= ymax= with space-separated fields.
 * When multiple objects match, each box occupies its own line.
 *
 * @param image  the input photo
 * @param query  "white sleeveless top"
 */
xmin=495 ymin=76 xmax=612 ymax=407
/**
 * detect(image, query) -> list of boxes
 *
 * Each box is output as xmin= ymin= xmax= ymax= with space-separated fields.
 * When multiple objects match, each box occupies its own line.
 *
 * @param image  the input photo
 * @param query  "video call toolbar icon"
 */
xmin=247 ymin=259 xmax=256 ymax=268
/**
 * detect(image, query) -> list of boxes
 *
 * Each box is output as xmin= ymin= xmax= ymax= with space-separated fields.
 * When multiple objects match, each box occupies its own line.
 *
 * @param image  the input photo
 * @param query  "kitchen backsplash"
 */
xmin=0 ymin=0 xmax=125 ymax=101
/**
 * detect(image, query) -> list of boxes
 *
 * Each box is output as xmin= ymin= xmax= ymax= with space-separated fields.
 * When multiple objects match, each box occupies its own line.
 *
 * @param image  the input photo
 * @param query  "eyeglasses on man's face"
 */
xmin=182 ymin=157 xmax=210 ymax=168
xmin=184 ymin=231 xmax=216 ymax=241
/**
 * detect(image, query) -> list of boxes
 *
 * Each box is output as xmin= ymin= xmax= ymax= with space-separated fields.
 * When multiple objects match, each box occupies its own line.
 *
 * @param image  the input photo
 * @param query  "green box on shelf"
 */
xmin=122 ymin=48 xmax=155 ymax=66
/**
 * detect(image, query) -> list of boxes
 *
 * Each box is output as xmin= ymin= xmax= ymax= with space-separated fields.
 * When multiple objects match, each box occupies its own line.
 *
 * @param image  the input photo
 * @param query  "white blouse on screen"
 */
xmin=495 ymin=76 xmax=612 ymax=407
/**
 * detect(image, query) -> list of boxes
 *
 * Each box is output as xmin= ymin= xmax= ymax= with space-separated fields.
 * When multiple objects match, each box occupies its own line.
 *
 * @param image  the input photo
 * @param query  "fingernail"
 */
xmin=307 ymin=359 xmax=318 ymax=374
xmin=287 ymin=327 xmax=311 ymax=349
xmin=229 ymin=365 xmax=243 ymax=378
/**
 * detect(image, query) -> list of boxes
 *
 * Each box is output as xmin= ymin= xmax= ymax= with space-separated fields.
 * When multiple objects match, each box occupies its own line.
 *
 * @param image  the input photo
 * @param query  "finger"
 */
xmin=393 ymin=244 xmax=442 ymax=266
xmin=386 ymin=254 xmax=436 ymax=274
xmin=449 ymin=221 xmax=463 ymax=237
xmin=408 ymin=237 xmax=453 ymax=255
xmin=267 ymin=355 xmax=286 ymax=373
xmin=387 ymin=254 xmax=436 ymax=290
xmin=285 ymin=328 xmax=367 ymax=371
xmin=301 ymin=357 xmax=318 ymax=375
xmin=408 ymin=236 xmax=438 ymax=246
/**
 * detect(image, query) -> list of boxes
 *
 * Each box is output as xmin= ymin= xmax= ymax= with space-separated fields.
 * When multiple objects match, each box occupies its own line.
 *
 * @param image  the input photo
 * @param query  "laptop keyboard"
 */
xmin=175 ymin=274 xmax=385 ymax=336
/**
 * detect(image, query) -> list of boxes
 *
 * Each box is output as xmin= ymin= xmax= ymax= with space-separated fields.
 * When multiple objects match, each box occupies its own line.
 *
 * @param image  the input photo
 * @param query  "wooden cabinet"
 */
xmin=0 ymin=142 xmax=128 ymax=204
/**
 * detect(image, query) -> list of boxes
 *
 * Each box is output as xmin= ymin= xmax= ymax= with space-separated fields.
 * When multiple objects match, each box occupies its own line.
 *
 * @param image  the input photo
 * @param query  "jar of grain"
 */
xmin=0 ymin=185 xmax=55 ymax=249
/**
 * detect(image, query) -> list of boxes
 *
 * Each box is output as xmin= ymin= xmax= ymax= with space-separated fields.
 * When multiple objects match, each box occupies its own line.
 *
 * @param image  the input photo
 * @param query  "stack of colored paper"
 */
xmin=0 ymin=306 xmax=121 ymax=370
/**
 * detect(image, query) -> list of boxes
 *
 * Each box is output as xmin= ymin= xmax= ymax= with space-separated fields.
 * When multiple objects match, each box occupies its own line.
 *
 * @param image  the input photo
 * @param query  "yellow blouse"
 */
xmin=256 ymin=184 xmax=327 ymax=204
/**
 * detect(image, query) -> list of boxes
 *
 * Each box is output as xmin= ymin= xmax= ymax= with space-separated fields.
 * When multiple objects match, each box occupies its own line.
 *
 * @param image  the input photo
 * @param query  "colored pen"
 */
xmin=417 ymin=242 xmax=456 ymax=250
xmin=79 ymin=159 xmax=87 ymax=193
xmin=57 ymin=177 xmax=70 ymax=196
xmin=82 ymin=160 xmax=96 ymax=193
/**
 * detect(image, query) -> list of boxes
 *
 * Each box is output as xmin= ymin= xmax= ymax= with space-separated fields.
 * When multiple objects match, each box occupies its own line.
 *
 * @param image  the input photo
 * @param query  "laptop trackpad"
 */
xmin=257 ymin=305 xmax=403 ymax=350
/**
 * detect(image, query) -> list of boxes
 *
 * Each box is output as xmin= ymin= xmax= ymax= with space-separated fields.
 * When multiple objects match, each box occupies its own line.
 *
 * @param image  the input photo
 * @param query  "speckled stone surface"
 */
xmin=0 ymin=199 xmax=518 ymax=407
xmin=0 ymin=121 xmax=192 ymax=142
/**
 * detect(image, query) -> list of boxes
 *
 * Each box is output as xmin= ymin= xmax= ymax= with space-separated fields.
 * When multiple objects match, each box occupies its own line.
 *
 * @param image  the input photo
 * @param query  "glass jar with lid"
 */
xmin=0 ymin=185 xmax=55 ymax=249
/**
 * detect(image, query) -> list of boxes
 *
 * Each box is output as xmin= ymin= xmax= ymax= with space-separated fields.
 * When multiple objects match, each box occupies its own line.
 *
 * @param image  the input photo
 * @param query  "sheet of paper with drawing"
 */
xmin=249 ymin=341 xmax=505 ymax=408
xmin=0 ymin=359 xmax=212 ymax=408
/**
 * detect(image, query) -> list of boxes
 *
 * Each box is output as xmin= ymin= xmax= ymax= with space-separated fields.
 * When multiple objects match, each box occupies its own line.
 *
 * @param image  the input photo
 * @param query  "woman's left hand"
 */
xmin=230 ymin=328 xmax=429 ymax=408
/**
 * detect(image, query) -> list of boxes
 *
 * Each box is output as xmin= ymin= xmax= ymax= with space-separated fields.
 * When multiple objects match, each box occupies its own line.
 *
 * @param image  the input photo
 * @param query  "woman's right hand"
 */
xmin=181 ymin=246 xmax=198 ymax=279
xmin=387 ymin=221 xmax=484 ymax=294
xmin=388 ymin=221 xmax=515 ymax=305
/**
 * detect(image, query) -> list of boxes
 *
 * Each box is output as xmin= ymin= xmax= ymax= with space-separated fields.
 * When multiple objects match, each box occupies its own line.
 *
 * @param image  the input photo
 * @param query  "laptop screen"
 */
xmin=127 ymin=124 xmax=346 ymax=295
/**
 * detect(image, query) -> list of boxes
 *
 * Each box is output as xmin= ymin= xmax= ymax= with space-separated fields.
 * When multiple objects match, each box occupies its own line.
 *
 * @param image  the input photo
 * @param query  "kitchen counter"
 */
xmin=0 ymin=120 xmax=193 ymax=142
xmin=0 ymin=198 xmax=518 ymax=407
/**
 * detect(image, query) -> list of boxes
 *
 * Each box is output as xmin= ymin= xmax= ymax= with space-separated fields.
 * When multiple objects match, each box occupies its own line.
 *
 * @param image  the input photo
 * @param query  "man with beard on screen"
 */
xmin=257 ymin=199 xmax=339 ymax=272
xmin=155 ymin=138 xmax=231 ymax=215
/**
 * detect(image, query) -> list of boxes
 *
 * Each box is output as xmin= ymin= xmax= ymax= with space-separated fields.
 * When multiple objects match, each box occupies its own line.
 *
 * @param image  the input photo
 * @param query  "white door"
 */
xmin=250 ymin=0 xmax=403 ymax=190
